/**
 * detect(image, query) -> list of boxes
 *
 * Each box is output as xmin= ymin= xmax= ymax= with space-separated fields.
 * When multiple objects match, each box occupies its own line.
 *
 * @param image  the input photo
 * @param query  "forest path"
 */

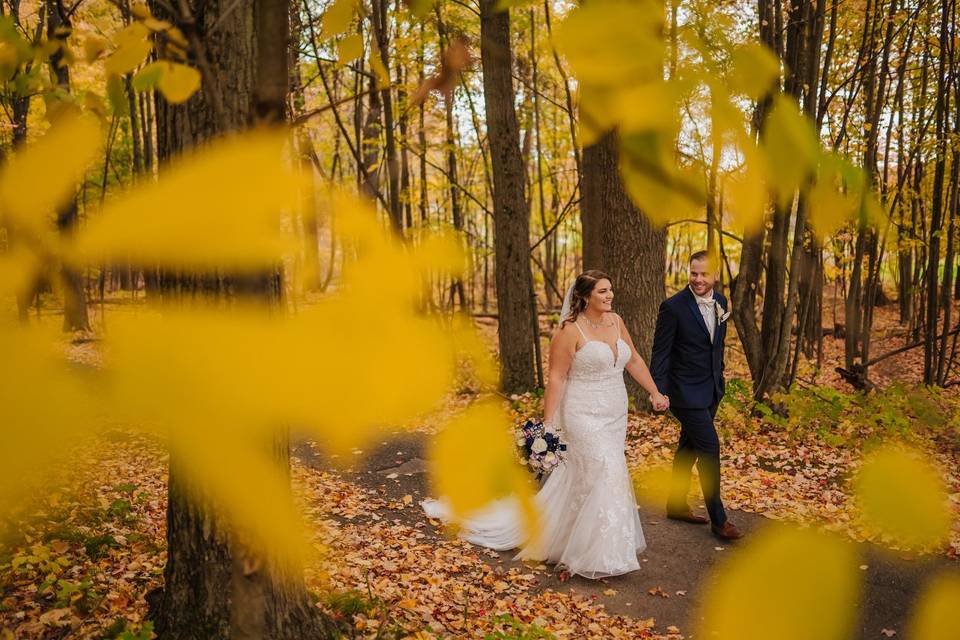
xmin=295 ymin=434 xmax=956 ymax=639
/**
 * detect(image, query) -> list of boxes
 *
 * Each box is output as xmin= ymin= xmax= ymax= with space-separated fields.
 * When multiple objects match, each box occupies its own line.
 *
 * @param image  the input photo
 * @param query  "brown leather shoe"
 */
xmin=666 ymin=509 xmax=709 ymax=524
xmin=711 ymin=521 xmax=743 ymax=540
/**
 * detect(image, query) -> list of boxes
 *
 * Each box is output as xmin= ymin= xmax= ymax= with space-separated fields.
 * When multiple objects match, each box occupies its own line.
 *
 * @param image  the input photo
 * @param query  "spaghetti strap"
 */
xmin=572 ymin=320 xmax=587 ymax=340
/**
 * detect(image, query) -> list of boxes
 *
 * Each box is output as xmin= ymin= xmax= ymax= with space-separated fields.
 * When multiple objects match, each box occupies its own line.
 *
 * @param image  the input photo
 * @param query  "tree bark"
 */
xmin=146 ymin=0 xmax=335 ymax=636
xmin=46 ymin=0 xmax=90 ymax=332
xmin=480 ymin=0 xmax=536 ymax=392
xmin=581 ymin=132 xmax=666 ymax=397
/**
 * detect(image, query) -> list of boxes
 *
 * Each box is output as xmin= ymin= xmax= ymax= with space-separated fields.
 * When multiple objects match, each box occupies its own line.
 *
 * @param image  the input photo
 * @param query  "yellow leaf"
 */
xmin=322 ymin=0 xmax=357 ymax=39
xmin=725 ymin=138 xmax=769 ymax=236
xmin=156 ymin=61 xmax=201 ymax=103
xmin=698 ymin=526 xmax=858 ymax=640
xmin=854 ymin=446 xmax=951 ymax=550
xmin=0 ymin=328 xmax=101 ymax=513
xmin=166 ymin=26 xmax=189 ymax=50
xmin=619 ymin=136 xmax=703 ymax=226
xmin=0 ymin=113 xmax=101 ymax=233
xmin=807 ymin=154 xmax=862 ymax=239
xmin=70 ymin=129 xmax=303 ymax=270
xmin=631 ymin=464 xmax=673 ymax=510
xmin=105 ymin=22 xmax=152 ymax=75
xmin=761 ymin=95 xmax=820 ymax=208
xmin=142 ymin=17 xmax=171 ymax=31
xmin=0 ymin=246 xmax=40 ymax=300
xmin=405 ymin=0 xmax=433 ymax=18
xmin=908 ymin=574 xmax=960 ymax=640
xmin=83 ymin=34 xmax=108 ymax=63
xmin=729 ymin=43 xmax=781 ymax=100
xmin=337 ymin=34 xmax=363 ymax=67
xmin=130 ymin=1 xmax=151 ymax=19
xmin=612 ymin=81 xmax=682 ymax=136
xmin=368 ymin=38 xmax=390 ymax=89
xmin=553 ymin=0 xmax=664 ymax=90
xmin=428 ymin=400 xmax=535 ymax=527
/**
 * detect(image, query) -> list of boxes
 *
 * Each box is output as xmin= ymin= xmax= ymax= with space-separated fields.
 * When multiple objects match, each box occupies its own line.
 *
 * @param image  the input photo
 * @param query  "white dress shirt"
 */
xmin=691 ymin=286 xmax=716 ymax=342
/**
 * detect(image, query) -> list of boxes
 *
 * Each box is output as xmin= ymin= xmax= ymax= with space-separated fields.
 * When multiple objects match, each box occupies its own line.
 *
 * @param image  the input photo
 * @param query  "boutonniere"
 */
xmin=716 ymin=303 xmax=731 ymax=323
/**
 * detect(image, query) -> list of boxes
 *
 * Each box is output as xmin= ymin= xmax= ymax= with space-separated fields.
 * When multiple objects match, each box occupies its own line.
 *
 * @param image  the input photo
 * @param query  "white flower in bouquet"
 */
xmin=543 ymin=452 xmax=556 ymax=465
xmin=516 ymin=436 xmax=526 ymax=446
xmin=531 ymin=437 xmax=548 ymax=454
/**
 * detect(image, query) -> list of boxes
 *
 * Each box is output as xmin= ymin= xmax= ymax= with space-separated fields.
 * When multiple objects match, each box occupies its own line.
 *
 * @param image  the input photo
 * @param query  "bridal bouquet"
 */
xmin=515 ymin=418 xmax=566 ymax=480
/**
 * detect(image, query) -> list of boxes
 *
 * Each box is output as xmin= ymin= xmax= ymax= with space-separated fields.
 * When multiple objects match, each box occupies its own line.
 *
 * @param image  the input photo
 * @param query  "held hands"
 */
xmin=651 ymin=392 xmax=670 ymax=412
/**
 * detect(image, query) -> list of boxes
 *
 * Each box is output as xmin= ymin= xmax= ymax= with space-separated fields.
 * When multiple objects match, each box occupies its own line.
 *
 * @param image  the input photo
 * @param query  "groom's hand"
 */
xmin=652 ymin=393 xmax=669 ymax=412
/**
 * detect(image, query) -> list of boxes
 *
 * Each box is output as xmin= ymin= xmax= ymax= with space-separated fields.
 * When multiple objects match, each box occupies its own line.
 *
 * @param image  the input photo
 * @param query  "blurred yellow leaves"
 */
xmin=807 ymin=154 xmax=865 ymax=239
xmin=699 ymin=526 xmax=859 ymax=640
xmin=0 ymin=122 xmax=516 ymax=569
xmin=0 ymin=328 xmax=100 ymax=513
xmin=133 ymin=61 xmax=201 ymax=104
xmin=631 ymin=463 xmax=672 ymax=510
xmin=104 ymin=22 xmax=152 ymax=76
xmin=854 ymin=446 xmax=951 ymax=550
xmin=762 ymin=95 xmax=821 ymax=208
xmin=729 ymin=43 xmax=781 ymax=101
xmin=322 ymin=0 xmax=358 ymax=39
xmin=0 ymin=113 xmax=100 ymax=234
xmin=908 ymin=574 xmax=960 ymax=640
xmin=553 ymin=0 xmax=663 ymax=90
xmin=429 ymin=401 xmax=535 ymax=531
xmin=73 ymin=130 xmax=302 ymax=270
xmin=552 ymin=0 xmax=880 ymax=236
xmin=337 ymin=34 xmax=364 ymax=67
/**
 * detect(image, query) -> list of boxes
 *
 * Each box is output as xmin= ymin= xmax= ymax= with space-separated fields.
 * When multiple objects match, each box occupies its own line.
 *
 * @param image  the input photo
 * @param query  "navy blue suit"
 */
xmin=650 ymin=287 xmax=728 ymax=525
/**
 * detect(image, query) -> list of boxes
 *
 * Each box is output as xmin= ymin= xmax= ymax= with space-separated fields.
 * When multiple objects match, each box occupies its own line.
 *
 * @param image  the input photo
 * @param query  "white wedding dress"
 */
xmin=422 ymin=326 xmax=646 ymax=579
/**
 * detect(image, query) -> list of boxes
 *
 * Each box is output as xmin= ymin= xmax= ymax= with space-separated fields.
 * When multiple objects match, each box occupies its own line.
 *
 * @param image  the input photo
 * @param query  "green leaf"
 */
xmin=107 ymin=74 xmax=129 ymax=117
xmin=132 ymin=61 xmax=165 ymax=91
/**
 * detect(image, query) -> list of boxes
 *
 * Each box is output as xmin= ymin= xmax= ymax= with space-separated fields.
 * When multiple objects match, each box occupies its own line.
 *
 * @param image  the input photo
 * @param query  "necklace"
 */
xmin=583 ymin=312 xmax=609 ymax=329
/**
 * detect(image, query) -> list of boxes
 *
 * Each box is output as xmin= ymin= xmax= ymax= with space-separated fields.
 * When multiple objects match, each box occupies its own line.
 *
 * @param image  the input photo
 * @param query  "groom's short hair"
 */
xmin=690 ymin=250 xmax=709 ymax=264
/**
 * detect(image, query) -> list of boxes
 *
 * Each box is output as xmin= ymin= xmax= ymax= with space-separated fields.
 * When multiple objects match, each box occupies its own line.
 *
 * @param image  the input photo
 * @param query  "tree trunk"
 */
xmin=371 ymin=0 xmax=403 ymax=233
xmin=146 ymin=0 xmax=335 ymax=635
xmin=581 ymin=132 xmax=666 ymax=397
xmin=924 ymin=0 xmax=952 ymax=384
xmin=480 ymin=0 xmax=536 ymax=392
xmin=46 ymin=0 xmax=90 ymax=332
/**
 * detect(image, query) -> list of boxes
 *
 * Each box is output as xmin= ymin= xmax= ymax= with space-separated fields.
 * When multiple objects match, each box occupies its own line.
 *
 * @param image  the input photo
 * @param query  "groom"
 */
xmin=650 ymin=251 xmax=742 ymax=540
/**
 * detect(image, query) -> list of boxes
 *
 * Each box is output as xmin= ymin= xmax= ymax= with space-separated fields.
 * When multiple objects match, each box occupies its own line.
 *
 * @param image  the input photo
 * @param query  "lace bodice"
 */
xmin=567 ymin=339 xmax=631 ymax=382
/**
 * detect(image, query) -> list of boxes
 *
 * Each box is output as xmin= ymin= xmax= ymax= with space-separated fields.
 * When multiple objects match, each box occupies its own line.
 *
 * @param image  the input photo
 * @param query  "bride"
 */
xmin=424 ymin=270 xmax=669 ymax=578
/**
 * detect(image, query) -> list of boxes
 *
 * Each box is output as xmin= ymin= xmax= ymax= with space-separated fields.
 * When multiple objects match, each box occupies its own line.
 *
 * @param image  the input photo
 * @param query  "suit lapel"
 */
xmin=712 ymin=293 xmax=724 ymax=347
xmin=684 ymin=288 xmax=712 ymax=342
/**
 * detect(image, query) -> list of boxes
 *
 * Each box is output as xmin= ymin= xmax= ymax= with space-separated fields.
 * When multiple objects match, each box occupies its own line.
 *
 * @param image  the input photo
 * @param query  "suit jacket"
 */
xmin=649 ymin=287 xmax=727 ymax=409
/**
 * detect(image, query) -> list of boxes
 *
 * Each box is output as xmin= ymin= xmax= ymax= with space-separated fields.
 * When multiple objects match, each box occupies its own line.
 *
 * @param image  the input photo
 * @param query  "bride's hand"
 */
xmin=651 ymin=392 xmax=669 ymax=412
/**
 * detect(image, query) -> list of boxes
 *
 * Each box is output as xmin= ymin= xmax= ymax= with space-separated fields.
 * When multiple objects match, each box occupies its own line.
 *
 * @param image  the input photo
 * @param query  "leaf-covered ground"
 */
xmin=2 ymin=302 xmax=959 ymax=638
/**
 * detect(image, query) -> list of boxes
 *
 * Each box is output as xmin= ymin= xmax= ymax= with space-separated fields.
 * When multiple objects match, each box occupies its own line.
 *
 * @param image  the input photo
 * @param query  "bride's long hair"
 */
xmin=562 ymin=270 xmax=611 ymax=327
